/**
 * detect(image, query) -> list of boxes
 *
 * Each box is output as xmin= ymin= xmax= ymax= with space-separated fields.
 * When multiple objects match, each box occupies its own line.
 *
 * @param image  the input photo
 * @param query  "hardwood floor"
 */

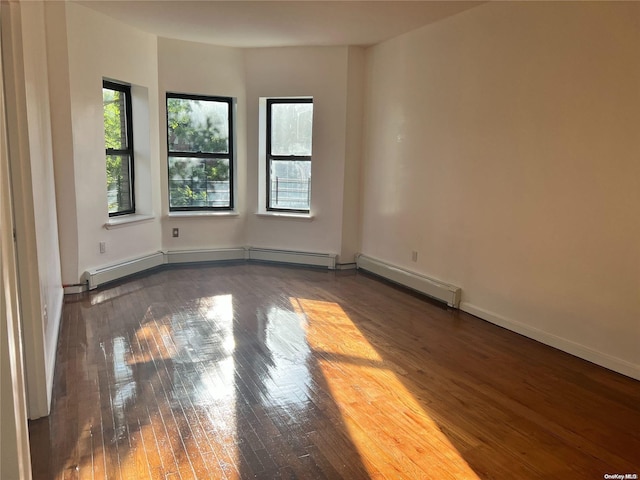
xmin=29 ymin=263 xmax=640 ymax=479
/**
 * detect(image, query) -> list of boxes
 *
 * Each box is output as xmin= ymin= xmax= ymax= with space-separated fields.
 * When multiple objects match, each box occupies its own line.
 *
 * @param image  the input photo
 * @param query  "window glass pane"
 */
xmin=167 ymin=98 xmax=229 ymax=154
xmin=106 ymin=154 xmax=132 ymax=213
xmin=103 ymin=88 xmax=127 ymax=150
xmin=169 ymin=156 xmax=230 ymax=208
xmin=271 ymin=103 xmax=313 ymax=156
xmin=269 ymin=160 xmax=311 ymax=210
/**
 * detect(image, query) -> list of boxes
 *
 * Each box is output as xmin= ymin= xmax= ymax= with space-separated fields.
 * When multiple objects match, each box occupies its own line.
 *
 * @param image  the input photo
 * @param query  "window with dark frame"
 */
xmin=103 ymin=81 xmax=135 ymax=216
xmin=266 ymin=98 xmax=313 ymax=213
xmin=166 ymin=93 xmax=234 ymax=211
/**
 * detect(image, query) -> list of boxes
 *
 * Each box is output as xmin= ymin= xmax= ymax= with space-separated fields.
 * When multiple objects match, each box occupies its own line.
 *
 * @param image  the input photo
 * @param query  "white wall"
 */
xmin=158 ymin=37 xmax=247 ymax=250
xmin=45 ymin=1 xmax=78 ymax=286
xmin=158 ymin=42 xmax=362 ymax=261
xmin=56 ymin=2 xmax=162 ymax=279
xmin=48 ymin=11 xmax=365 ymax=275
xmin=244 ymin=46 xmax=352 ymax=258
xmin=361 ymin=2 xmax=640 ymax=378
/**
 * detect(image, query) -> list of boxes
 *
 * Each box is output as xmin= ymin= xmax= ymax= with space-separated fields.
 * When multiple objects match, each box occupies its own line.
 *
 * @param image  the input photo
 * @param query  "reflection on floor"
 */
xmin=30 ymin=264 xmax=640 ymax=479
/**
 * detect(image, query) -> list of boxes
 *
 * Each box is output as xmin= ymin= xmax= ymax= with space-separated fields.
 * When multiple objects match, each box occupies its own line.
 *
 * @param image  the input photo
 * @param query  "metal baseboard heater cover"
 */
xmin=248 ymin=248 xmax=336 ymax=269
xmin=356 ymin=254 xmax=461 ymax=308
xmin=83 ymin=248 xmax=337 ymax=290
xmin=165 ymin=248 xmax=246 ymax=265
xmin=84 ymin=251 xmax=165 ymax=290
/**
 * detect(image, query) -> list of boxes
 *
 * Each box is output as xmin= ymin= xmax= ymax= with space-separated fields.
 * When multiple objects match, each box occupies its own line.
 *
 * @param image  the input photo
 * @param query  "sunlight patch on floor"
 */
xmin=293 ymin=297 xmax=480 ymax=480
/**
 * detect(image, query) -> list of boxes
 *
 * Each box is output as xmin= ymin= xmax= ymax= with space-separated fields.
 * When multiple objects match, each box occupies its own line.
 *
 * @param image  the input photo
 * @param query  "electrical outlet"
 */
xmin=172 ymin=228 xmax=179 ymax=238
xmin=100 ymin=241 xmax=106 ymax=254
xmin=411 ymin=251 xmax=418 ymax=262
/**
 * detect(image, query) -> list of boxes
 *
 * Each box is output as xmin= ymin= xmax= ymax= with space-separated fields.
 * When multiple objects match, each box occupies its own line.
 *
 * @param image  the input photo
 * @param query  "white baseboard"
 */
xmin=356 ymin=254 xmax=461 ymax=308
xmin=84 ymin=251 xmax=165 ymax=290
xmin=80 ymin=247 xmax=338 ymax=291
xmin=44 ymin=289 xmax=64 ymax=417
xmin=248 ymin=247 xmax=337 ymax=269
xmin=165 ymin=248 xmax=246 ymax=264
xmin=336 ymin=262 xmax=357 ymax=270
xmin=460 ymin=302 xmax=640 ymax=381
xmin=63 ymin=284 xmax=86 ymax=295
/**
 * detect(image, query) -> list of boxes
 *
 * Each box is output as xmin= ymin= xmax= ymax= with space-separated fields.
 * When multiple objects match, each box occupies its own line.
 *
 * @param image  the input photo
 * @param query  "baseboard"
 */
xmin=460 ymin=302 xmax=640 ymax=381
xmin=165 ymin=248 xmax=246 ymax=264
xmin=80 ymin=247 xmax=338 ymax=291
xmin=336 ymin=262 xmax=357 ymax=270
xmin=248 ymin=247 xmax=337 ymax=269
xmin=84 ymin=251 xmax=165 ymax=290
xmin=44 ymin=288 xmax=64 ymax=417
xmin=356 ymin=254 xmax=461 ymax=308
xmin=63 ymin=284 xmax=86 ymax=295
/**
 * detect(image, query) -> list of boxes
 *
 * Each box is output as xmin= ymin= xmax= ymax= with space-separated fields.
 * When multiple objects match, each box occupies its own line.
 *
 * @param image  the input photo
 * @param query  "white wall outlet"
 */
xmin=172 ymin=228 xmax=179 ymax=238
xmin=411 ymin=250 xmax=418 ymax=262
xmin=99 ymin=241 xmax=106 ymax=254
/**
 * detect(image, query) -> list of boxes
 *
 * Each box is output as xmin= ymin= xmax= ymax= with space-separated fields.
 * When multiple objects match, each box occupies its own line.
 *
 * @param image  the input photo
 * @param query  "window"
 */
xmin=266 ymin=98 xmax=313 ymax=212
xmin=103 ymin=81 xmax=134 ymax=216
xmin=166 ymin=93 xmax=234 ymax=211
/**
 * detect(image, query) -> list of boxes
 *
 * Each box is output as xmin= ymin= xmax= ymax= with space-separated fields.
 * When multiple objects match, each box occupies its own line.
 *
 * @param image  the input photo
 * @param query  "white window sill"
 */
xmin=167 ymin=210 xmax=240 ymax=218
xmin=255 ymin=212 xmax=314 ymax=221
xmin=104 ymin=214 xmax=155 ymax=229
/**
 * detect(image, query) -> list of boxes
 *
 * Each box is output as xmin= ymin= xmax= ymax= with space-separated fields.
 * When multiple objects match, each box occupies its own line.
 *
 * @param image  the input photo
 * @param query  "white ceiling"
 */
xmin=77 ymin=1 xmax=483 ymax=48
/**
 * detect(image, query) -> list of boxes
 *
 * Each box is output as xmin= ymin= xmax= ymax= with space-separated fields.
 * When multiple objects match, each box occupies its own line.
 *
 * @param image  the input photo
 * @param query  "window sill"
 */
xmin=167 ymin=210 xmax=240 ymax=218
xmin=255 ymin=212 xmax=314 ymax=221
xmin=104 ymin=214 xmax=155 ymax=229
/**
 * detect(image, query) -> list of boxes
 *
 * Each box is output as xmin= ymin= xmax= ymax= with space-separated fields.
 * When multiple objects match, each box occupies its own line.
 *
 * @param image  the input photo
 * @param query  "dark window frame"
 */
xmin=266 ymin=98 xmax=313 ymax=213
xmin=166 ymin=92 xmax=235 ymax=212
xmin=104 ymin=80 xmax=135 ymax=217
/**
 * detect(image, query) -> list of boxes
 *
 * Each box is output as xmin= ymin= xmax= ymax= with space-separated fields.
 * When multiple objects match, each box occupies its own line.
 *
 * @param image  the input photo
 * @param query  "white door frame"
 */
xmin=0 ymin=3 xmax=33 ymax=476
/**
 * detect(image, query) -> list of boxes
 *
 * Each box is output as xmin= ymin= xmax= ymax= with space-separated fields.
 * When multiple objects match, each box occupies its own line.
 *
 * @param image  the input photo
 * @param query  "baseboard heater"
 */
xmin=356 ymin=254 xmax=461 ymax=308
xmin=84 ymin=251 xmax=165 ymax=290
xmin=248 ymin=247 xmax=336 ymax=269
xmin=165 ymin=248 xmax=246 ymax=265
xmin=81 ymin=247 xmax=337 ymax=291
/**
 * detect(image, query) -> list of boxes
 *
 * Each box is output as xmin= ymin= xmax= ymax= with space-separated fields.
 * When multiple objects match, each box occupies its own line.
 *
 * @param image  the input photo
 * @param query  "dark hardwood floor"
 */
xmin=29 ymin=263 xmax=640 ymax=479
